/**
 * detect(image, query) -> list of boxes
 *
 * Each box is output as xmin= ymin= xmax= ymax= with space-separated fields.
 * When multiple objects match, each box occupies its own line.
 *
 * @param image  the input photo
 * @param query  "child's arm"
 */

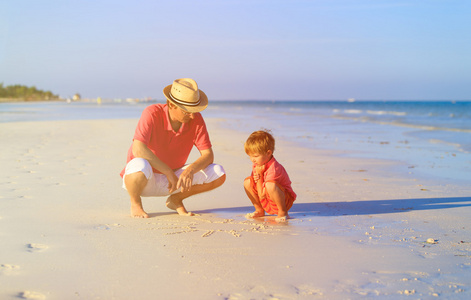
xmin=254 ymin=165 xmax=266 ymax=199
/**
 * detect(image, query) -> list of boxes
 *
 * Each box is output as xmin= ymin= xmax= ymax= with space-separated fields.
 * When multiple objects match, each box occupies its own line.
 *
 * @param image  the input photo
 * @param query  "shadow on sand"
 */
xmin=195 ymin=197 xmax=471 ymax=218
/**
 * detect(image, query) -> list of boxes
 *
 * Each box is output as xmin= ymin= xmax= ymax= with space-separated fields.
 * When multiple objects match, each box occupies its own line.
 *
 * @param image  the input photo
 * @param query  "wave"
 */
xmin=366 ymin=110 xmax=407 ymax=116
xmin=391 ymin=122 xmax=471 ymax=133
xmin=342 ymin=109 xmax=363 ymax=114
xmin=333 ymin=115 xmax=471 ymax=133
xmin=334 ymin=109 xmax=407 ymax=116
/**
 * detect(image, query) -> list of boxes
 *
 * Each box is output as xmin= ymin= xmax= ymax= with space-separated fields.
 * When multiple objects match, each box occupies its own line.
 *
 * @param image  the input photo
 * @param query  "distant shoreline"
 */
xmin=0 ymin=98 xmax=62 ymax=103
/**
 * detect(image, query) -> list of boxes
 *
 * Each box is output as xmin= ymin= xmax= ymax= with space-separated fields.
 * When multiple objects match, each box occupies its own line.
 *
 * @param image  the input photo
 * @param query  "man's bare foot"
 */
xmin=131 ymin=204 xmax=149 ymax=218
xmin=166 ymin=195 xmax=194 ymax=216
xmin=177 ymin=209 xmax=194 ymax=216
xmin=246 ymin=211 xmax=265 ymax=219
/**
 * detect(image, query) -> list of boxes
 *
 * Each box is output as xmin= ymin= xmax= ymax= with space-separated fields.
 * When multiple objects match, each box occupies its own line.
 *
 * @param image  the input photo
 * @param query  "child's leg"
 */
xmin=243 ymin=178 xmax=265 ymax=218
xmin=265 ymin=182 xmax=288 ymax=222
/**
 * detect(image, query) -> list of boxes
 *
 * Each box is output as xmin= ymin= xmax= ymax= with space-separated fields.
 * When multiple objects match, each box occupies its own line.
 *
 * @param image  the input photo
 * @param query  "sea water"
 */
xmin=205 ymin=100 xmax=470 ymax=183
xmin=1 ymin=100 xmax=469 ymax=182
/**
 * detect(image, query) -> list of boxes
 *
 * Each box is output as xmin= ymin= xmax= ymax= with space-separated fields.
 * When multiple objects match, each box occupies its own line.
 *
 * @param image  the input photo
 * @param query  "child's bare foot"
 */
xmin=166 ymin=195 xmax=194 ymax=216
xmin=275 ymin=214 xmax=289 ymax=223
xmin=131 ymin=204 xmax=149 ymax=218
xmin=246 ymin=211 xmax=265 ymax=219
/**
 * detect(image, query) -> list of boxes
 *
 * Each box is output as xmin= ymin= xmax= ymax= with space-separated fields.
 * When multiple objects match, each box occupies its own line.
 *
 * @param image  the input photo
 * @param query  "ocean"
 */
xmin=1 ymin=100 xmax=470 ymax=182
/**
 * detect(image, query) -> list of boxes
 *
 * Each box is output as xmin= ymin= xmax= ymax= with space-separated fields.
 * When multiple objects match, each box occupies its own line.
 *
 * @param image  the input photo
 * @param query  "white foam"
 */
xmin=344 ymin=109 xmax=363 ymax=114
xmin=366 ymin=110 xmax=407 ymax=116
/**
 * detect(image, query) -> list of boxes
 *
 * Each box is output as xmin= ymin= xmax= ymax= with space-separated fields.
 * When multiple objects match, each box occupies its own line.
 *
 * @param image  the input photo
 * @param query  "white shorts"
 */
xmin=122 ymin=158 xmax=226 ymax=197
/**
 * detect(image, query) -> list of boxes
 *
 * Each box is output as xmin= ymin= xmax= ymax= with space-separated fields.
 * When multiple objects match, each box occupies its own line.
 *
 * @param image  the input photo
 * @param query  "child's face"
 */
xmin=248 ymin=150 xmax=272 ymax=166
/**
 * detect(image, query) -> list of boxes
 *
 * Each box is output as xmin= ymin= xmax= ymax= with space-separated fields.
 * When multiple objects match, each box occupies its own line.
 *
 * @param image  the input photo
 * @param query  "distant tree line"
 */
xmin=0 ymin=83 xmax=59 ymax=101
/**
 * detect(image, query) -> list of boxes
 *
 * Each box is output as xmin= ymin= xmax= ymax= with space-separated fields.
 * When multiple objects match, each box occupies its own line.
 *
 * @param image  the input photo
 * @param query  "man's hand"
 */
xmin=177 ymin=167 xmax=195 ymax=193
xmin=166 ymin=172 xmax=179 ymax=194
xmin=132 ymin=140 xmax=179 ymax=193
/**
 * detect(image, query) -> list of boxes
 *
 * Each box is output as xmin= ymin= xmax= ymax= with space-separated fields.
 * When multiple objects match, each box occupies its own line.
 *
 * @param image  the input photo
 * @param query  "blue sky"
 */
xmin=1 ymin=0 xmax=470 ymax=100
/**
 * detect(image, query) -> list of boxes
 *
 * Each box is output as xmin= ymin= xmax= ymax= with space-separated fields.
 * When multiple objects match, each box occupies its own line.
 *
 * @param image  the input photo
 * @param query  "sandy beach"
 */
xmin=1 ymin=117 xmax=470 ymax=299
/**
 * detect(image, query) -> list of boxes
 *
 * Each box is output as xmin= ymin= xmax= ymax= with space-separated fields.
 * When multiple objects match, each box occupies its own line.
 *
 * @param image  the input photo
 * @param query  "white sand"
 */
xmin=1 ymin=118 xmax=470 ymax=299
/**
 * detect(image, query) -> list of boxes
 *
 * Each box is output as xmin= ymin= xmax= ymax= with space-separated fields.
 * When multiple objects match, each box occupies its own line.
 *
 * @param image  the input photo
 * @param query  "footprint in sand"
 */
xmin=26 ymin=243 xmax=49 ymax=252
xmin=1 ymin=264 xmax=20 ymax=275
xmin=295 ymin=284 xmax=324 ymax=296
xmin=94 ymin=224 xmax=122 ymax=230
xmin=18 ymin=291 xmax=46 ymax=299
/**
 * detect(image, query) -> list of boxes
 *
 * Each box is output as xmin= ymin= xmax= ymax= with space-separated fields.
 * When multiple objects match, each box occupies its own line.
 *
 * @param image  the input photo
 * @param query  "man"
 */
xmin=120 ymin=78 xmax=226 ymax=218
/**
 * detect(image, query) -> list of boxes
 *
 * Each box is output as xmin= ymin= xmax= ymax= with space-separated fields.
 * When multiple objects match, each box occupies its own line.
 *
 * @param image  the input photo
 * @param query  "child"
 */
xmin=243 ymin=130 xmax=296 ymax=222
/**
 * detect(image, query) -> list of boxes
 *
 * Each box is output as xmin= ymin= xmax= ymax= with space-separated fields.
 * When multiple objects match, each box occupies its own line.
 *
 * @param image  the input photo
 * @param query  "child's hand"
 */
xmin=253 ymin=172 xmax=261 ymax=183
xmin=253 ymin=165 xmax=265 ymax=183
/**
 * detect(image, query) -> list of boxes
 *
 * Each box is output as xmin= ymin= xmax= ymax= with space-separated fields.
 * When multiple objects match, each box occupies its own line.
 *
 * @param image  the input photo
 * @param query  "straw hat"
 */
xmin=163 ymin=78 xmax=208 ymax=113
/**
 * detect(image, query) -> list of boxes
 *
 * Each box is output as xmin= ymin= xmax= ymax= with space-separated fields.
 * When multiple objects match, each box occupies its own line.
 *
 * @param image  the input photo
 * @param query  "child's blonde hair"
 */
xmin=244 ymin=130 xmax=275 ymax=155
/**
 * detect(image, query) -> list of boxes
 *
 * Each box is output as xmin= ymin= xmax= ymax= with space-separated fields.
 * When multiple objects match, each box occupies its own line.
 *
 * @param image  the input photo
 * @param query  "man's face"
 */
xmin=169 ymin=104 xmax=194 ymax=123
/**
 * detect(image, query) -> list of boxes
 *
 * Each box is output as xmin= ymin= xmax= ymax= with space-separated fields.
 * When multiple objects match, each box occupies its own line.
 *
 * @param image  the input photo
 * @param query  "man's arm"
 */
xmin=132 ymin=140 xmax=179 ymax=193
xmin=177 ymin=148 xmax=214 ymax=192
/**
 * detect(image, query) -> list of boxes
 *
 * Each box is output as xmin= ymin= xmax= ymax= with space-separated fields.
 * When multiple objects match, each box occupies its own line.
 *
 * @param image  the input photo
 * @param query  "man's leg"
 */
xmin=124 ymin=171 xmax=149 ymax=218
xmin=243 ymin=178 xmax=265 ymax=218
xmin=166 ymin=174 xmax=226 ymax=216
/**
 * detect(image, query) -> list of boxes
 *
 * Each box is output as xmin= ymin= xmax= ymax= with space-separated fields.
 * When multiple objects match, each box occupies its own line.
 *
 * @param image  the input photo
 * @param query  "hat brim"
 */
xmin=163 ymin=84 xmax=208 ymax=113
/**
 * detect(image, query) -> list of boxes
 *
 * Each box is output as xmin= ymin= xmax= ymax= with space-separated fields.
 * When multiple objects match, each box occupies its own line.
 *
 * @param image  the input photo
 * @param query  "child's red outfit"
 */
xmin=247 ymin=156 xmax=296 ymax=215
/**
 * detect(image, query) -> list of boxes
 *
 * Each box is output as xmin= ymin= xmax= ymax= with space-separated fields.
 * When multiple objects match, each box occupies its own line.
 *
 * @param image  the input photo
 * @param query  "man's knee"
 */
xmin=124 ymin=171 xmax=148 ymax=189
xmin=197 ymin=163 xmax=226 ymax=185
xmin=216 ymin=173 xmax=226 ymax=187
xmin=205 ymin=163 xmax=225 ymax=182
xmin=125 ymin=158 xmax=153 ymax=179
